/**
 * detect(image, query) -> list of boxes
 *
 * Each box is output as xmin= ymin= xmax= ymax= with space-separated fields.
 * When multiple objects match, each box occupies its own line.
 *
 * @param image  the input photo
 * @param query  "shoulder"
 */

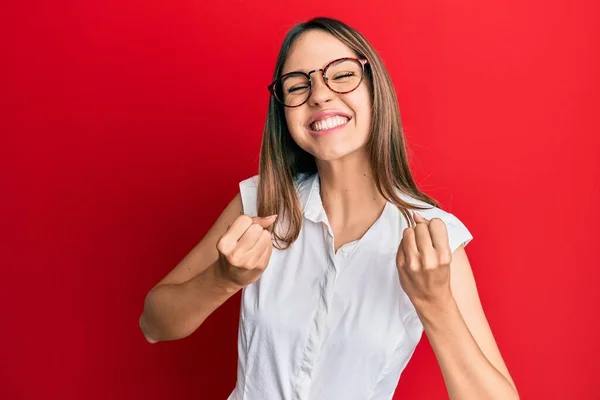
xmin=239 ymin=173 xmax=313 ymax=190
xmin=238 ymin=173 xmax=315 ymax=219
xmin=238 ymin=173 xmax=316 ymax=214
xmin=238 ymin=175 xmax=259 ymax=217
xmin=397 ymin=191 xmax=474 ymax=253
xmin=239 ymin=174 xmax=259 ymax=190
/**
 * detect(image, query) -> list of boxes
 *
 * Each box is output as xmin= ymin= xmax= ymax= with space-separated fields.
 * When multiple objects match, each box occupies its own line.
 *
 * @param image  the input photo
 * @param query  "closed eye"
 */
xmin=332 ymin=72 xmax=355 ymax=80
xmin=287 ymin=85 xmax=310 ymax=93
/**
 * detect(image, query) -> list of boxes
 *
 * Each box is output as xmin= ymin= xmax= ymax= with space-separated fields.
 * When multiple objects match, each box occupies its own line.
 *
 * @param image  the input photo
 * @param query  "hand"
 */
xmin=396 ymin=212 xmax=453 ymax=310
xmin=216 ymin=214 xmax=277 ymax=288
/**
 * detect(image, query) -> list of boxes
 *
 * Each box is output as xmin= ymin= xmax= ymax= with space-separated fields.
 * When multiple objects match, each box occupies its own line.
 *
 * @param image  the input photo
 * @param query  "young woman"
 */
xmin=139 ymin=17 xmax=519 ymax=400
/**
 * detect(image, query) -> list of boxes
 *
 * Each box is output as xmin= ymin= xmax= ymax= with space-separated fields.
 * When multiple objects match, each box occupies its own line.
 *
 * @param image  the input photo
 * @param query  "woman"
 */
xmin=139 ymin=17 xmax=519 ymax=400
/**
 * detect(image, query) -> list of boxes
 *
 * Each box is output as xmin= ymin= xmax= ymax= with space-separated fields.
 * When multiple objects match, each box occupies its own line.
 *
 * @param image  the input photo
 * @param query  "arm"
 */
xmin=397 ymin=213 xmax=519 ymax=400
xmin=139 ymin=261 xmax=242 ymax=343
xmin=139 ymin=193 xmax=244 ymax=343
xmin=417 ymin=245 xmax=519 ymax=400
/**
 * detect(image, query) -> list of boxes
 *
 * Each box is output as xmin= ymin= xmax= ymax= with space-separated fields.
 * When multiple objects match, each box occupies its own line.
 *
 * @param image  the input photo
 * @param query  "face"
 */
xmin=281 ymin=30 xmax=372 ymax=162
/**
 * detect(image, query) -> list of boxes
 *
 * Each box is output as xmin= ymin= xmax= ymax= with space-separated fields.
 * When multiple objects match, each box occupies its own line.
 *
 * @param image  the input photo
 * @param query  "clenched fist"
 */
xmin=396 ymin=212 xmax=453 ymax=310
xmin=216 ymin=214 xmax=277 ymax=288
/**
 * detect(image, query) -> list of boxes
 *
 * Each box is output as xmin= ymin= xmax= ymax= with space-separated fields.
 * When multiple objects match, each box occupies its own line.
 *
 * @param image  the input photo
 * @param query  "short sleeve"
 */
xmin=412 ymin=205 xmax=474 ymax=253
xmin=443 ymin=213 xmax=474 ymax=253
xmin=239 ymin=175 xmax=259 ymax=217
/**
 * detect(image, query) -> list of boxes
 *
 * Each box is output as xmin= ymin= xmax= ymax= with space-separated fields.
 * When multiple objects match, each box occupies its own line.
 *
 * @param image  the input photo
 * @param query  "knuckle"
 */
xmin=407 ymin=255 xmax=420 ymax=270
xmin=260 ymin=255 xmax=272 ymax=269
xmin=439 ymin=251 xmax=452 ymax=266
xmin=228 ymin=250 xmax=244 ymax=266
xmin=430 ymin=218 xmax=447 ymax=230
xmin=424 ymin=260 xmax=437 ymax=270
xmin=237 ymin=214 xmax=253 ymax=227
xmin=258 ymin=249 xmax=273 ymax=267
xmin=241 ymin=224 xmax=259 ymax=239
xmin=216 ymin=237 xmax=231 ymax=255
xmin=239 ymin=214 xmax=252 ymax=223
xmin=249 ymin=223 xmax=263 ymax=235
xmin=216 ymin=238 xmax=225 ymax=253
xmin=421 ymin=254 xmax=437 ymax=269
xmin=409 ymin=262 xmax=420 ymax=272
xmin=260 ymin=231 xmax=272 ymax=245
xmin=240 ymin=264 xmax=253 ymax=271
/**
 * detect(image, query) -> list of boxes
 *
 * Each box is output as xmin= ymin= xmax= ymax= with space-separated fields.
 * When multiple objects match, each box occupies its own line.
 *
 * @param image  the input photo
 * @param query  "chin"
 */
xmin=291 ymin=129 xmax=370 ymax=163
xmin=309 ymin=144 xmax=366 ymax=163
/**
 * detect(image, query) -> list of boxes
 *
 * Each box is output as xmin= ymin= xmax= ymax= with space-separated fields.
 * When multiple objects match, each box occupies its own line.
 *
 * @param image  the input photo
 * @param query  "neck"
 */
xmin=315 ymin=149 xmax=387 ymax=227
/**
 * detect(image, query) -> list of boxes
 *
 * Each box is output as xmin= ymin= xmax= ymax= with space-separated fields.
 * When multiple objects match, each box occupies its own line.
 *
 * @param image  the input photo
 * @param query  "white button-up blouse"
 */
xmin=227 ymin=173 xmax=473 ymax=400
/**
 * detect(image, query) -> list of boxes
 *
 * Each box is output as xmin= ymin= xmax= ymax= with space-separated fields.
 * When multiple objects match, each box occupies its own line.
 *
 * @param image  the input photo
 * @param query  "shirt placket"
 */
xmin=292 ymin=222 xmax=341 ymax=400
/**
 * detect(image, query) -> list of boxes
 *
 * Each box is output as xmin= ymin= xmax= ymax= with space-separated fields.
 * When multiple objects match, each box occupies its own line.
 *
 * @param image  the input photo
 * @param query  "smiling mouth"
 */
xmin=309 ymin=116 xmax=351 ymax=132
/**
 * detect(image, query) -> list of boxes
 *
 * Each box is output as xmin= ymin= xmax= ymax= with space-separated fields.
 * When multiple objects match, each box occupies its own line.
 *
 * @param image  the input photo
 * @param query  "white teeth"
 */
xmin=311 ymin=116 xmax=349 ymax=131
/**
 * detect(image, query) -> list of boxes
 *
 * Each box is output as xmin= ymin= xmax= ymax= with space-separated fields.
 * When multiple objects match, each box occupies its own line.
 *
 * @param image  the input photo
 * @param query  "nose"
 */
xmin=307 ymin=71 xmax=333 ymax=107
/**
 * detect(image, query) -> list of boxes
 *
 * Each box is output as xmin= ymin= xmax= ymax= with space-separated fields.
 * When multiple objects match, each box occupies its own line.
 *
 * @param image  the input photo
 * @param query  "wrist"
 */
xmin=210 ymin=261 xmax=243 ymax=295
xmin=413 ymin=291 xmax=458 ymax=325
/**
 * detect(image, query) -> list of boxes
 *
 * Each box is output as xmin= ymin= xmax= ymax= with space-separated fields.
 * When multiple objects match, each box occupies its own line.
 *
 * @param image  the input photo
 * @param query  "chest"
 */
xmin=240 ymin=220 xmax=423 ymax=355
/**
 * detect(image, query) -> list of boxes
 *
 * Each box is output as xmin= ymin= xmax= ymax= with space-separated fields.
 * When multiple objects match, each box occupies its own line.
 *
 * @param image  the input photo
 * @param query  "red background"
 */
xmin=2 ymin=1 xmax=599 ymax=399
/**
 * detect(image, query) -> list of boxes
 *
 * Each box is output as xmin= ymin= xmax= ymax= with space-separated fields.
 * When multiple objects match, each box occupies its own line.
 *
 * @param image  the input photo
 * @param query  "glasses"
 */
xmin=268 ymin=57 xmax=369 ymax=108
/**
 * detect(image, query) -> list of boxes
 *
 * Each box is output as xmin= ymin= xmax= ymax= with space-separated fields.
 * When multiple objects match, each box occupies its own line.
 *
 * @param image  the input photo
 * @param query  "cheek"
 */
xmin=348 ymin=91 xmax=372 ymax=130
xmin=285 ymin=109 xmax=306 ymax=135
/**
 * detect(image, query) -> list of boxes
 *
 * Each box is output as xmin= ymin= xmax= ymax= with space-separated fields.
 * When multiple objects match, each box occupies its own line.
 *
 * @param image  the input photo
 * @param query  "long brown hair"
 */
xmin=257 ymin=17 xmax=439 ymax=249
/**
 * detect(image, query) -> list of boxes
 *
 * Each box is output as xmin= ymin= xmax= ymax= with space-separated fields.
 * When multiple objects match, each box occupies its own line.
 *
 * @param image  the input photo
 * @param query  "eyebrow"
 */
xmin=281 ymin=66 xmax=310 ymax=76
xmin=281 ymin=56 xmax=351 ymax=76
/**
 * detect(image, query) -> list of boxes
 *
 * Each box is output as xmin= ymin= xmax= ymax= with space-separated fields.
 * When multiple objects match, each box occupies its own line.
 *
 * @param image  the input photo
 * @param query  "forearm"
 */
xmin=140 ymin=262 xmax=242 ymax=342
xmin=417 ymin=298 xmax=518 ymax=400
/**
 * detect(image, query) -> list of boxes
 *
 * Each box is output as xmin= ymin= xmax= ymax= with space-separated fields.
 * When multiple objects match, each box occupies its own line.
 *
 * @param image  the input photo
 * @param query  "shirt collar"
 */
xmin=296 ymin=172 xmax=416 ymax=230
xmin=296 ymin=173 xmax=419 ymax=255
xmin=297 ymin=173 xmax=327 ymax=224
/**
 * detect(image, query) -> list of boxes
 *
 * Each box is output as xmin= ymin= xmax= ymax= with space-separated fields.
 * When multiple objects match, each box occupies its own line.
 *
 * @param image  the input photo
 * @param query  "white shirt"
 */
xmin=227 ymin=173 xmax=473 ymax=400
